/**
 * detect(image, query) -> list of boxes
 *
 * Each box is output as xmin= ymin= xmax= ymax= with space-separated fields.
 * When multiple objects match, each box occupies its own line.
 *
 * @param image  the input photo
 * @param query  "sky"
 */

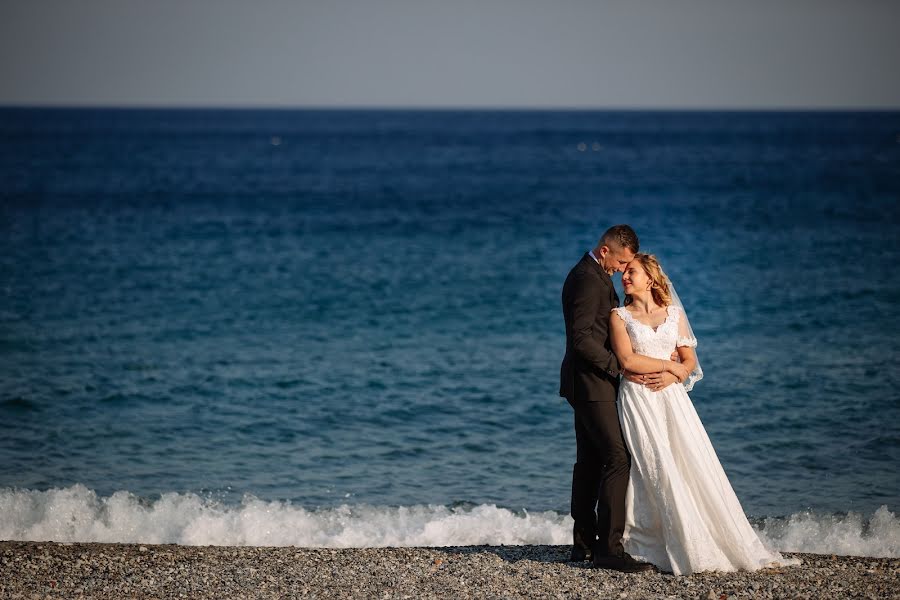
xmin=1 ymin=0 xmax=899 ymax=109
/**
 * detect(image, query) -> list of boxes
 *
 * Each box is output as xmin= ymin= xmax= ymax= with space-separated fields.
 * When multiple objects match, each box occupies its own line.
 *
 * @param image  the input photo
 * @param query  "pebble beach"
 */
xmin=1 ymin=542 xmax=897 ymax=599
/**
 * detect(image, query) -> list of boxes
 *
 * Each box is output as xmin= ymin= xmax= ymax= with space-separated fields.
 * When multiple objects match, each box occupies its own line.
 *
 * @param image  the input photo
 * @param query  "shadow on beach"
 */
xmin=433 ymin=543 xmax=579 ymax=566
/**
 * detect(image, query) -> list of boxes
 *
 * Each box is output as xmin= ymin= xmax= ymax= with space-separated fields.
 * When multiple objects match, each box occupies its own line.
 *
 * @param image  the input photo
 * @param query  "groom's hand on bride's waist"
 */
xmin=623 ymin=370 xmax=645 ymax=384
xmin=623 ymin=370 xmax=680 ymax=392
xmin=623 ymin=370 xmax=663 ymax=385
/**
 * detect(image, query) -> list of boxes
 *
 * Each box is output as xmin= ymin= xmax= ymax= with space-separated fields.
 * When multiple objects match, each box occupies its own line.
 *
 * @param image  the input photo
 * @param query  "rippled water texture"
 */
xmin=1 ymin=109 xmax=898 ymax=519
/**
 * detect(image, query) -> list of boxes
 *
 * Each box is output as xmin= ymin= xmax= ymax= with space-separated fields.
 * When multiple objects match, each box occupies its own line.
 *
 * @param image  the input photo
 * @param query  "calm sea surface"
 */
xmin=1 ymin=109 xmax=899 ymax=546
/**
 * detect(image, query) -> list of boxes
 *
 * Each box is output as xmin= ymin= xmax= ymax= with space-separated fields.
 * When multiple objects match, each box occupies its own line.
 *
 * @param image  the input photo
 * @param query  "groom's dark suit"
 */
xmin=560 ymin=253 xmax=631 ymax=558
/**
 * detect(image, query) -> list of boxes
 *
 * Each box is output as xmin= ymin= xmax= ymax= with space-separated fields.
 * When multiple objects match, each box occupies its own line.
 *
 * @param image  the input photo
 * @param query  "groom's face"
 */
xmin=599 ymin=243 xmax=635 ymax=275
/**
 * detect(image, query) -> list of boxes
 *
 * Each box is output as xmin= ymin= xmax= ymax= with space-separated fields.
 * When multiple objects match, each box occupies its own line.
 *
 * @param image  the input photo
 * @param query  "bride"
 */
xmin=608 ymin=253 xmax=799 ymax=575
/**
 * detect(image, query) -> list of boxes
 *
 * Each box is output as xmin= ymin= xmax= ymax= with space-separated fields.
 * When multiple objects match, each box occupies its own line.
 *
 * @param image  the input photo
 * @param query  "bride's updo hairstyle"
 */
xmin=624 ymin=253 xmax=672 ymax=308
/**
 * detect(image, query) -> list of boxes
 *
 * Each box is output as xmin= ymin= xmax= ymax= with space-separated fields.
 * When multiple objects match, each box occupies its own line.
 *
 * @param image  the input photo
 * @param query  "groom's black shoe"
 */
xmin=592 ymin=551 xmax=655 ymax=573
xmin=569 ymin=529 xmax=594 ymax=562
xmin=569 ymin=544 xmax=591 ymax=562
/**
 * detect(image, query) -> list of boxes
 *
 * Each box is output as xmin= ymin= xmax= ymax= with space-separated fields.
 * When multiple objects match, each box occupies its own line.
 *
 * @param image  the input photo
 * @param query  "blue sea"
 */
xmin=1 ymin=109 xmax=899 ymax=555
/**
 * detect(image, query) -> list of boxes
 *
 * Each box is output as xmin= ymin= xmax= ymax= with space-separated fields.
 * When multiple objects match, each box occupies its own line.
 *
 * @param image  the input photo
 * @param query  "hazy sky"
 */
xmin=2 ymin=0 xmax=899 ymax=109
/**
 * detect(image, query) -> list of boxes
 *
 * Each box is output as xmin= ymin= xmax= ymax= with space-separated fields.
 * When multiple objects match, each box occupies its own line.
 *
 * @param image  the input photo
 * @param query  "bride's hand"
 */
xmin=648 ymin=371 xmax=680 ymax=392
xmin=668 ymin=362 xmax=690 ymax=383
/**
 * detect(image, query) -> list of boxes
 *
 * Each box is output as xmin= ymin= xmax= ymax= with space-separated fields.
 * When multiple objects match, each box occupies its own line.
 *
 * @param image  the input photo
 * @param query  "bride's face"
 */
xmin=622 ymin=260 xmax=651 ymax=295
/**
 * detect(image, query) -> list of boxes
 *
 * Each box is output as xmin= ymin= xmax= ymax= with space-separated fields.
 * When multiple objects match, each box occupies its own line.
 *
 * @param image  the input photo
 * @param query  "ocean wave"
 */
xmin=1 ymin=485 xmax=897 ymax=558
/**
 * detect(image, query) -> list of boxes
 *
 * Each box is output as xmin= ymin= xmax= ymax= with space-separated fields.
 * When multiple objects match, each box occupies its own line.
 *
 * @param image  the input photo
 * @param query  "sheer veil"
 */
xmin=662 ymin=267 xmax=704 ymax=391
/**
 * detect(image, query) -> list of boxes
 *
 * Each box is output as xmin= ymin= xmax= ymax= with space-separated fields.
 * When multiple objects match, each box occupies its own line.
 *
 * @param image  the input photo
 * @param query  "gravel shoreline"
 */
xmin=1 ymin=541 xmax=897 ymax=599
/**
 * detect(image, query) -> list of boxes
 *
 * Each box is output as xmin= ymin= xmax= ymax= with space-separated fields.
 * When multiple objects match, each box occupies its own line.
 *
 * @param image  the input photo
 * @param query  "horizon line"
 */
xmin=2 ymin=103 xmax=900 ymax=113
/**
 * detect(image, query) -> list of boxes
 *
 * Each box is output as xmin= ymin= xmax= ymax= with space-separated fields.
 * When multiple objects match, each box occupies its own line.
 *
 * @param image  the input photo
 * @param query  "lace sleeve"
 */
xmin=611 ymin=306 xmax=630 ymax=323
xmin=674 ymin=306 xmax=697 ymax=347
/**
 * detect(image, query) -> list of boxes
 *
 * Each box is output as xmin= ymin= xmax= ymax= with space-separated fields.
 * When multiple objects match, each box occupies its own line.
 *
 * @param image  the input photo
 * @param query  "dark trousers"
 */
xmin=570 ymin=399 xmax=631 ymax=557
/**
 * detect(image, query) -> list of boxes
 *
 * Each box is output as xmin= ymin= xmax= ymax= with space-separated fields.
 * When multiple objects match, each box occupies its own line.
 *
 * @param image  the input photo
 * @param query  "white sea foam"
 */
xmin=1 ymin=485 xmax=897 ymax=557
xmin=754 ymin=506 xmax=900 ymax=558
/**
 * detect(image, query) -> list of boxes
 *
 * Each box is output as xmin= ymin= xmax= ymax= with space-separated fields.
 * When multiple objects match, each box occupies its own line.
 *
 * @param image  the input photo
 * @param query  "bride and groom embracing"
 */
xmin=560 ymin=224 xmax=798 ymax=575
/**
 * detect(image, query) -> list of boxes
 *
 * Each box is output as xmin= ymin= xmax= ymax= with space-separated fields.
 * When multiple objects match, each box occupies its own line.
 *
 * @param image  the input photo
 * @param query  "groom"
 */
xmin=559 ymin=224 xmax=656 ymax=573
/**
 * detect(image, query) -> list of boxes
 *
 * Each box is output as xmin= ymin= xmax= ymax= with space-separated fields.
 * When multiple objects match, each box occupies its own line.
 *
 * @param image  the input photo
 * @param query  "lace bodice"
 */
xmin=612 ymin=305 xmax=697 ymax=360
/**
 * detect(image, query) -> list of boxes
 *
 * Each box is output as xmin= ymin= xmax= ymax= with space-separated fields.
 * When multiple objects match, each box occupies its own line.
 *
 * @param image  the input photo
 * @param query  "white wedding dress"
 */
xmin=613 ymin=305 xmax=798 ymax=575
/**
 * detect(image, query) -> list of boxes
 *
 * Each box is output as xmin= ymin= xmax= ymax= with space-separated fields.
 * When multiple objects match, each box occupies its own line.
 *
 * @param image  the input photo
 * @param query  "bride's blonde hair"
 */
xmin=624 ymin=253 xmax=672 ymax=307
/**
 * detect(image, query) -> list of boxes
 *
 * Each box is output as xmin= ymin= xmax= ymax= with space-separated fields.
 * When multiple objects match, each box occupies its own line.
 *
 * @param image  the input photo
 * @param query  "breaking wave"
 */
xmin=1 ymin=485 xmax=897 ymax=557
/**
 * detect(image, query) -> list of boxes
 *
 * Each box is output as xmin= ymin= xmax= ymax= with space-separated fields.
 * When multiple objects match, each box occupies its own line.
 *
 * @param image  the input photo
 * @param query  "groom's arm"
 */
xmin=568 ymin=273 xmax=620 ymax=377
xmin=625 ymin=349 xmax=683 ymax=386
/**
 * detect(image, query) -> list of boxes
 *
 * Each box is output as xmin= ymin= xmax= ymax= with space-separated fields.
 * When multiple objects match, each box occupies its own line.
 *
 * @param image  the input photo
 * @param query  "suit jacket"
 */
xmin=560 ymin=253 xmax=621 ymax=403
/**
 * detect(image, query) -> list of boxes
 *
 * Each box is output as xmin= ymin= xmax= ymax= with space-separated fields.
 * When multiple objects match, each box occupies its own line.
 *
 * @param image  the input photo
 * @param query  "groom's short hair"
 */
xmin=601 ymin=224 xmax=639 ymax=253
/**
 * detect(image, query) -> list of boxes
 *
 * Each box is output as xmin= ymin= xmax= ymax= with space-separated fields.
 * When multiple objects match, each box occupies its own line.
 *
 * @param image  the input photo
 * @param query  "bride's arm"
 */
xmin=674 ymin=308 xmax=698 ymax=375
xmin=610 ymin=312 xmax=690 ymax=379
xmin=675 ymin=346 xmax=697 ymax=374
